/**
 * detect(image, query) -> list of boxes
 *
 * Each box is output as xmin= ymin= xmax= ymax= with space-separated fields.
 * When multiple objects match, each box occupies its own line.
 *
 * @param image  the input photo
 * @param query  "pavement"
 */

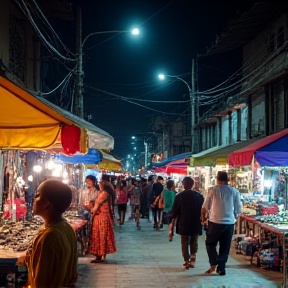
xmin=75 ymin=206 xmax=284 ymax=288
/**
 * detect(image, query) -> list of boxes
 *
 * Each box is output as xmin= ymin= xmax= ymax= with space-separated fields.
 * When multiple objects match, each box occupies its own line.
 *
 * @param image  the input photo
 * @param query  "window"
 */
xmin=269 ymin=33 xmax=275 ymax=52
xmin=277 ymin=27 xmax=284 ymax=48
xmin=9 ymin=15 xmax=26 ymax=82
xmin=265 ymin=81 xmax=285 ymax=134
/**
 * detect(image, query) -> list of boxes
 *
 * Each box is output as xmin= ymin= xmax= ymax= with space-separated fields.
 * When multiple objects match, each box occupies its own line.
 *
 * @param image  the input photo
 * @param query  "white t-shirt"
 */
xmin=202 ymin=185 xmax=242 ymax=224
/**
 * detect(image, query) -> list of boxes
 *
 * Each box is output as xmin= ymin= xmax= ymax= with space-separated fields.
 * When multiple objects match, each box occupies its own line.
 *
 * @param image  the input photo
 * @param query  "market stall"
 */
xmin=0 ymin=76 xmax=115 ymax=285
xmin=228 ymin=129 xmax=288 ymax=287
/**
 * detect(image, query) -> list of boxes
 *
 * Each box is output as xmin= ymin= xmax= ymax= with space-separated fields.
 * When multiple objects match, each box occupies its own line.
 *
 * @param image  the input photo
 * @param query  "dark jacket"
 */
xmin=171 ymin=190 xmax=204 ymax=236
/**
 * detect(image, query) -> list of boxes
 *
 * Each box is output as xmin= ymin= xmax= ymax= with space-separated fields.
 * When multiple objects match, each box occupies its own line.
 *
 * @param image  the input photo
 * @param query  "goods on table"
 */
xmin=0 ymin=217 xmax=44 ymax=252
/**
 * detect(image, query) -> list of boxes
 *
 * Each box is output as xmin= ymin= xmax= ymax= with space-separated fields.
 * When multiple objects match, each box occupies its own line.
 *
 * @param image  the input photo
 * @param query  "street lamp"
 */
xmin=82 ymin=28 xmax=140 ymax=48
xmin=75 ymin=27 xmax=140 ymax=118
xmin=158 ymin=61 xmax=196 ymax=153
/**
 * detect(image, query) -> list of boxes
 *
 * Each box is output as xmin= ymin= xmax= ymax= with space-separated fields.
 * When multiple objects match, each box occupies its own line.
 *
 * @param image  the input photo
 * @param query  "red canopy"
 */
xmin=229 ymin=129 xmax=288 ymax=166
xmin=151 ymin=167 xmax=167 ymax=173
xmin=166 ymin=165 xmax=187 ymax=175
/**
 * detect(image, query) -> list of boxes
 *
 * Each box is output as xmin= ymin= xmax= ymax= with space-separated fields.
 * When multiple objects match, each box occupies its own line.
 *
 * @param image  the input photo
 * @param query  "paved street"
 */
xmin=75 ymin=207 xmax=283 ymax=288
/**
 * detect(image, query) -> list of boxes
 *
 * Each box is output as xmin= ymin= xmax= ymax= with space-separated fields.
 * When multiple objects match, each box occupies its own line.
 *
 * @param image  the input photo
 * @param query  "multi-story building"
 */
xmin=195 ymin=0 xmax=288 ymax=154
xmin=0 ymin=0 xmax=73 ymax=91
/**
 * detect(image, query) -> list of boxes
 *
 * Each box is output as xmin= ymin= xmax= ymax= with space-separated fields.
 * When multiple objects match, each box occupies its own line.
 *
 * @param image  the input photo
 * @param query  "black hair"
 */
xmin=166 ymin=180 xmax=174 ymax=190
xmin=182 ymin=177 xmax=194 ymax=189
xmin=85 ymin=175 xmax=97 ymax=186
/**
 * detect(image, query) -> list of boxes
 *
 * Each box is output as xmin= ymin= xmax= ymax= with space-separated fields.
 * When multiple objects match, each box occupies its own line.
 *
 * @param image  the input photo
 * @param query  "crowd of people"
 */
xmin=16 ymin=171 xmax=242 ymax=287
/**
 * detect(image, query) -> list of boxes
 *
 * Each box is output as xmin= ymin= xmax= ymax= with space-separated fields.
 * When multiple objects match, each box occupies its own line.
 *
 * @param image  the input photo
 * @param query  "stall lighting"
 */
xmin=52 ymin=170 xmax=61 ymax=177
xmin=63 ymin=170 xmax=68 ymax=179
xmin=237 ymin=172 xmax=248 ymax=177
xmin=62 ymin=179 xmax=69 ymax=184
xmin=28 ymin=175 xmax=33 ymax=182
xmin=47 ymin=160 xmax=55 ymax=170
xmin=33 ymin=165 xmax=42 ymax=173
xmin=264 ymin=179 xmax=272 ymax=188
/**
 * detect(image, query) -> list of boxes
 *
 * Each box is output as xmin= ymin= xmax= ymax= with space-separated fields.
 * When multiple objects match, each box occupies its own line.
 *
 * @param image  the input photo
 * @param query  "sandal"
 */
xmin=205 ymin=265 xmax=217 ymax=274
xmin=183 ymin=261 xmax=190 ymax=270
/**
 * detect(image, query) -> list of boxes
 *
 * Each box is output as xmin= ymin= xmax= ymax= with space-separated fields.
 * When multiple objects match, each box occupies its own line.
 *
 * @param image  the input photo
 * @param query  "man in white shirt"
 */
xmin=201 ymin=171 xmax=242 ymax=276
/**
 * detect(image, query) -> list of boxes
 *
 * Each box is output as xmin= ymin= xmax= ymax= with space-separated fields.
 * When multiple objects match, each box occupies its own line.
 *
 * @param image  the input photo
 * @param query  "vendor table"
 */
xmin=66 ymin=218 xmax=88 ymax=255
xmin=237 ymin=215 xmax=288 ymax=288
xmin=0 ymin=250 xmax=26 ymax=287
xmin=0 ymin=218 xmax=88 ymax=287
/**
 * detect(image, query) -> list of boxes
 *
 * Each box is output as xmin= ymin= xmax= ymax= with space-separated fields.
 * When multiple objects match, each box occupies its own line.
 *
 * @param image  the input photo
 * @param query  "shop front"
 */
xmin=188 ymin=137 xmax=262 ymax=195
xmin=228 ymin=129 xmax=288 ymax=287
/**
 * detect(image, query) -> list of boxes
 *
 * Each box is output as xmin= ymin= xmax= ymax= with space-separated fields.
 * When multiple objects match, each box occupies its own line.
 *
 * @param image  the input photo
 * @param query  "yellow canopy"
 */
xmin=98 ymin=150 xmax=122 ymax=171
xmin=190 ymin=138 xmax=264 ymax=167
xmin=0 ymin=76 xmax=73 ymax=149
xmin=0 ymin=76 xmax=114 ymax=152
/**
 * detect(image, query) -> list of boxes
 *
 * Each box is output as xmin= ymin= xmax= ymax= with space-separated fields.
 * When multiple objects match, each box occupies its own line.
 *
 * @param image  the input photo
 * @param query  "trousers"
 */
xmin=205 ymin=221 xmax=235 ymax=271
xmin=181 ymin=234 xmax=199 ymax=262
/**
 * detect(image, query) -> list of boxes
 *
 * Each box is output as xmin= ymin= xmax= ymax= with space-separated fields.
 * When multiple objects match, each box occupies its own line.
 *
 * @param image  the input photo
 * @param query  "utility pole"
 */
xmin=74 ymin=3 xmax=84 ymax=118
xmin=191 ymin=59 xmax=196 ymax=153
xmin=144 ymin=140 xmax=148 ymax=167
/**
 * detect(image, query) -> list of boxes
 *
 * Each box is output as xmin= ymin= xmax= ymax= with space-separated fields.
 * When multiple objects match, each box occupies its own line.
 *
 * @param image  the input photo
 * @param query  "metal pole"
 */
xmin=144 ymin=141 xmax=148 ymax=167
xmin=191 ymin=59 xmax=195 ymax=153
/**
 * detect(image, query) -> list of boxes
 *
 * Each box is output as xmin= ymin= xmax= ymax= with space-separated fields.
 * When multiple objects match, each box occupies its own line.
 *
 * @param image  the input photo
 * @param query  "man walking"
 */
xmin=169 ymin=177 xmax=204 ymax=269
xmin=202 ymin=171 xmax=242 ymax=276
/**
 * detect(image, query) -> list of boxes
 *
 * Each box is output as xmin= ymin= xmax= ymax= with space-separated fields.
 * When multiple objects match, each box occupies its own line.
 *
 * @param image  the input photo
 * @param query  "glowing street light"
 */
xmin=158 ymin=71 xmax=195 ymax=152
xmin=132 ymin=28 xmax=140 ymax=35
xmin=76 ymin=27 xmax=140 ymax=118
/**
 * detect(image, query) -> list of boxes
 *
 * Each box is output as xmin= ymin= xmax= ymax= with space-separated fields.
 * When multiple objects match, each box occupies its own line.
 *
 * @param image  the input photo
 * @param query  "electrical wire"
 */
xmin=199 ymin=33 xmax=284 ymax=96
xmin=87 ymin=86 xmax=190 ymax=104
xmin=15 ymin=0 xmax=76 ymax=62
xmin=31 ymin=0 xmax=75 ymax=57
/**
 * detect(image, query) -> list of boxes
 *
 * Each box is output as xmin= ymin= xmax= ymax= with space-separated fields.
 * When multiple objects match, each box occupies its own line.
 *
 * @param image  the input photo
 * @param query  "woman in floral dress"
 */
xmin=89 ymin=180 xmax=116 ymax=263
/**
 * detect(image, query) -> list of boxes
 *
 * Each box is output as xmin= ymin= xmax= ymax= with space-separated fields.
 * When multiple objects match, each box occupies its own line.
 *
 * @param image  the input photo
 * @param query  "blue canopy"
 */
xmin=255 ymin=134 xmax=288 ymax=166
xmin=151 ymin=151 xmax=193 ymax=168
xmin=54 ymin=148 xmax=102 ymax=164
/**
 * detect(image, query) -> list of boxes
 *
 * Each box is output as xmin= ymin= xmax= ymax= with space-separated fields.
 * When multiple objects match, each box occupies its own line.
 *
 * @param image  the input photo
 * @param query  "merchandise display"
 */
xmin=0 ymin=217 xmax=44 ymax=252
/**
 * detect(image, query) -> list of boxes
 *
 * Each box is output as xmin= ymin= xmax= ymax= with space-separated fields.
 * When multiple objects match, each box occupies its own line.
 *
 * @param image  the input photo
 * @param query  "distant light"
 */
xmin=28 ymin=175 xmax=33 ymax=182
xmin=33 ymin=165 xmax=42 ymax=173
xmin=132 ymin=28 xmax=139 ymax=35
xmin=158 ymin=74 xmax=165 ymax=80
xmin=131 ymin=136 xmax=136 ymax=139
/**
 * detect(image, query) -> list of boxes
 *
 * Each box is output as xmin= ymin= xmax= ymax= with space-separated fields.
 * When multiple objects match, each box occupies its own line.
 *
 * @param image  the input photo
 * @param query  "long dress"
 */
xmin=89 ymin=191 xmax=117 ymax=256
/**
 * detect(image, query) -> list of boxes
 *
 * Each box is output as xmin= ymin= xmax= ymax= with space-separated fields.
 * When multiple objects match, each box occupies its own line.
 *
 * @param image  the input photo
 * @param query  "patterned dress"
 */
xmin=89 ymin=191 xmax=117 ymax=256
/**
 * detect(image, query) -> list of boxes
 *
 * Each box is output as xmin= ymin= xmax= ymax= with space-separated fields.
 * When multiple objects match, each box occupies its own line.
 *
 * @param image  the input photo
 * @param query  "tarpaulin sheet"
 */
xmin=0 ymin=76 xmax=114 ymax=152
xmin=54 ymin=148 xmax=102 ymax=164
xmin=151 ymin=152 xmax=193 ymax=168
xmin=229 ymin=129 xmax=288 ymax=167
xmin=190 ymin=138 xmax=264 ymax=167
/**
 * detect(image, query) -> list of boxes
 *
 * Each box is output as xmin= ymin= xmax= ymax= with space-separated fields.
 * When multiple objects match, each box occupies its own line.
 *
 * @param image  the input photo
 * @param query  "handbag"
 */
xmin=151 ymin=193 xmax=165 ymax=209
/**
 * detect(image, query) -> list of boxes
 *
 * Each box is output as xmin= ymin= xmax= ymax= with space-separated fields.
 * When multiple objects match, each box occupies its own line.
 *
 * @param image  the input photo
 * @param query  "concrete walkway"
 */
xmin=75 ymin=207 xmax=283 ymax=288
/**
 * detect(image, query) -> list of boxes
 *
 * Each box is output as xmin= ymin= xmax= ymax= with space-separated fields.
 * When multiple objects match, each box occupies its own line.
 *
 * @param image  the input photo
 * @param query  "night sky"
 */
xmin=72 ymin=1 xmax=259 ymax=158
